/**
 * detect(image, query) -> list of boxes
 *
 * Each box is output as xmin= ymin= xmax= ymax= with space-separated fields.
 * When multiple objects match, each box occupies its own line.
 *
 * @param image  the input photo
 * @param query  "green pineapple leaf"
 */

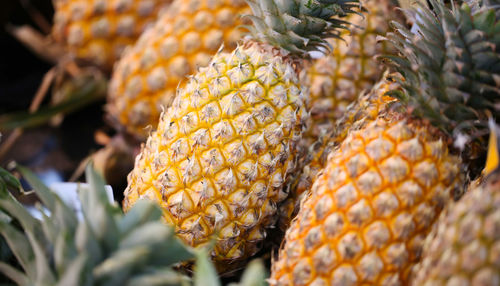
xmin=236 ymin=259 xmax=268 ymax=286
xmin=194 ymin=249 xmax=220 ymax=286
xmin=0 ymin=164 xmax=199 ymax=285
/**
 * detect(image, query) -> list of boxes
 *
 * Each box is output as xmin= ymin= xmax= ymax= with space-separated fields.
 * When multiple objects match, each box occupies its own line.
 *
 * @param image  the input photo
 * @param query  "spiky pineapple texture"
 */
xmin=107 ymin=0 xmax=250 ymax=139
xmin=52 ymin=0 xmax=171 ymax=69
xmin=271 ymin=115 xmax=464 ymax=285
xmin=270 ymin=1 xmax=500 ymax=284
xmin=279 ymin=75 xmax=400 ymax=231
xmin=411 ymin=170 xmax=500 ymax=285
xmin=383 ymin=0 xmax=500 ymax=147
xmin=411 ymin=122 xmax=500 ymax=285
xmin=123 ymin=42 xmax=309 ymax=269
xmin=303 ymin=0 xmax=402 ymax=140
xmin=122 ymin=0 xmax=361 ymax=270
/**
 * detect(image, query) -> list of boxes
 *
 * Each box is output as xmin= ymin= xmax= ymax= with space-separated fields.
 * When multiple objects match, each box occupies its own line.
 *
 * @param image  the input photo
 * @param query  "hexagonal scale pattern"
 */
xmin=108 ymin=0 xmax=250 ymax=139
xmin=123 ymin=43 xmax=308 ymax=268
xmin=52 ymin=0 xmax=171 ymax=69
xmin=302 ymin=0 xmax=403 ymax=141
xmin=271 ymin=116 xmax=464 ymax=285
xmin=279 ymin=77 xmax=399 ymax=231
xmin=412 ymin=173 xmax=500 ymax=286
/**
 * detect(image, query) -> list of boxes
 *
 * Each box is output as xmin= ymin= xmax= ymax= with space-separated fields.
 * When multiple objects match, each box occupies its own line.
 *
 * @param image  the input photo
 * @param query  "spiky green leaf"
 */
xmin=245 ymin=0 xmax=360 ymax=57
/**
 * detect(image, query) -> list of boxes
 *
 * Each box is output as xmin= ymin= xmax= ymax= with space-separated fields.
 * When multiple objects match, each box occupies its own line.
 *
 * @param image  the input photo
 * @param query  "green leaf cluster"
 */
xmin=383 ymin=0 xmax=500 ymax=138
xmin=245 ymin=0 xmax=361 ymax=56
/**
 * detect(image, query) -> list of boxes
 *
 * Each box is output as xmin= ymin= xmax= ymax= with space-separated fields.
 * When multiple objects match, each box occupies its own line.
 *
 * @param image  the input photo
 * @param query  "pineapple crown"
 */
xmin=383 ymin=0 xmax=500 ymax=140
xmin=244 ymin=0 xmax=361 ymax=57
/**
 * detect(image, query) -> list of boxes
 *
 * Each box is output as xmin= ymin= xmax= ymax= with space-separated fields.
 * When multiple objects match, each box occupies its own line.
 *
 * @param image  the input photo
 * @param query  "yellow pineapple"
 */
xmin=276 ymin=0 xmax=405 ymax=230
xmin=52 ymin=0 xmax=171 ymax=70
xmin=303 ymin=0 xmax=403 ymax=141
xmin=107 ymin=0 xmax=251 ymax=139
xmin=122 ymin=0 xmax=361 ymax=271
xmin=279 ymin=75 xmax=399 ymax=230
xmin=270 ymin=1 xmax=500 ymax=284
xmin=411 ymin=120 xmax=500 ymax=286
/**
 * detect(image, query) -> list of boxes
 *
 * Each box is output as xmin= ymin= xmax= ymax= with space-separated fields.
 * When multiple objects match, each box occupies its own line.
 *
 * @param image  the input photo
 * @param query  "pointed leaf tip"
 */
xmin=485 ymin=118 xmax=500 ymax=175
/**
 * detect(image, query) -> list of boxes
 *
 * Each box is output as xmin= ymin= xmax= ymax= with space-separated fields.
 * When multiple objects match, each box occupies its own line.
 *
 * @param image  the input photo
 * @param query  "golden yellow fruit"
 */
xmin=411 ymin=123 xmax=500 ymax=285
xmin=411 ymin=174 xmax=500 ymax=285
xmin=278 ymin=76 xmax=399 ymax=231
xmin=52 ymin=0 xmax=171 ymax=69
xmin=272 ymin=0 xmax=500 ymax=284
xmin=108 ymin=0 xmax=250 ymax=139
xmin=303 ymin=0 xmax=402 ymax=140
xmin=123 ymin=42 xmax=308 ymax=267
xmin=271 ymin=116 xmax=464 ymax=285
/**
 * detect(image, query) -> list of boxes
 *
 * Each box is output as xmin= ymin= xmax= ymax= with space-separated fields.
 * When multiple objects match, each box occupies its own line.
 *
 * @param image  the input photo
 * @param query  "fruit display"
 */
xmin=2 ymin=0 xmax=500 ymax=284
xmin=52 ymin=0 xmax=171 ymax=70
xmin=122 ymin=0 xmax=361 ymax=271
xmin=270 ymin=0 xmax=500 ymax=284
xmin=107 ymin=0 xmax=251 ymax=139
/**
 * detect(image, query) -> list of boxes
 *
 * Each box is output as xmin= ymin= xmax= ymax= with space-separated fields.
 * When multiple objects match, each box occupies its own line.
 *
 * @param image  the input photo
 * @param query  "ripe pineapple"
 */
xmin=304 ymin=0 xmax=403 ymax=141
xmin=107 ymin=0 xmax=251 ymax=139
xmin=279 ymin=75 xmax=399 ymax=230
xmin=122 ymin=0 xmax=361 ymax=271
xmin=278 ymin=0 xmax=406 ymax=230
xmin=270 ymin=1 xmax=500 ymax=285
xmin=52 ymin=0 xmax=171 ymax=70
xmin=411 ymin=121 xmax=500 ymax=286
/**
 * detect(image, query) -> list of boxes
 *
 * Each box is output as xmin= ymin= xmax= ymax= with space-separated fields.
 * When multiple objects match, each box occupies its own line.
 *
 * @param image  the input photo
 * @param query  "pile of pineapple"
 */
xmin=1 ymin=0 xmax=500 ymax=285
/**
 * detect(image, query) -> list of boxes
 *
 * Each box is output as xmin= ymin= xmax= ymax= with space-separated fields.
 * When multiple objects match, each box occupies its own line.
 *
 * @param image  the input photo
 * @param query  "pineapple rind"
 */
xmin=411 ymin=173 xmax=500 ymax=285
xmin=271 ymin=116 xmax=464 ymax=285
xmin=278 ymin=76 xmax=399 ymax=231
xmin=124 ymin=42 xmax=308 ymax=265
xmin=304 ymin=0 xmax=401 ymax=139
xmin=108 ymin=0 xmax=250 ymax=139
xmin=52 ymin=0 xmax=171 ymax=69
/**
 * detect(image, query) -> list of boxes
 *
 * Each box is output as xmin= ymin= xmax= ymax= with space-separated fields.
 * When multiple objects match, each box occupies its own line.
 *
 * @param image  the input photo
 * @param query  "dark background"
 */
xmin=0 ymin=0 xmax=106 ymax=182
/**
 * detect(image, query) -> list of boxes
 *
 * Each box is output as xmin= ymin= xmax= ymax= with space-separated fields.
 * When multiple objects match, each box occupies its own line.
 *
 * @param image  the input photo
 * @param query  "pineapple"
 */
xmin=279 ymin=75 xmax=400 ymax=230
xmin=270 ymin=1 xmax=500 ymax=285
xmin=0 ymin=165 xmax=267 ymax=285
xmin=122 ymin=0 xmax=361 ymax=271
xmin=304 ymin=0 xmax=403 ymax=141
xmin=52 ymin=0 xmax=171 ymax=70
xmin=107 ymin=0 xmax=251 ymax=139
xmin=411 ymin=121 xmax=500 ymax=285
xmin=277 ymin=0 xmax=406 ymax=230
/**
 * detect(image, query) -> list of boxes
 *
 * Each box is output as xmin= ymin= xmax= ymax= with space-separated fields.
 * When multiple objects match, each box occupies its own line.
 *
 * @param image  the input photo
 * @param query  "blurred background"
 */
xmin=0 ymin=1 xmax=111 ymax=194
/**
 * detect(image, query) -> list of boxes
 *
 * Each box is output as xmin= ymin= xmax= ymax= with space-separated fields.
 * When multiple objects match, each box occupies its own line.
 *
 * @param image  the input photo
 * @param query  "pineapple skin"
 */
xmin=411 ymin=173 xmax=500 ymax=285
xmin=52 ymin=0 xmax=171 ymax=69
xmin=271 ymin=116 xmax=464 ymax=285
xmin=303 ymin=0 xmax=401 ymax=141
xmin=123 ymin=42 xmax=308 ymax=266
xmin=279 ymin=77 xmax=399 ymax=231
xmin=108 ymin=0 xmax=250 ymax=139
